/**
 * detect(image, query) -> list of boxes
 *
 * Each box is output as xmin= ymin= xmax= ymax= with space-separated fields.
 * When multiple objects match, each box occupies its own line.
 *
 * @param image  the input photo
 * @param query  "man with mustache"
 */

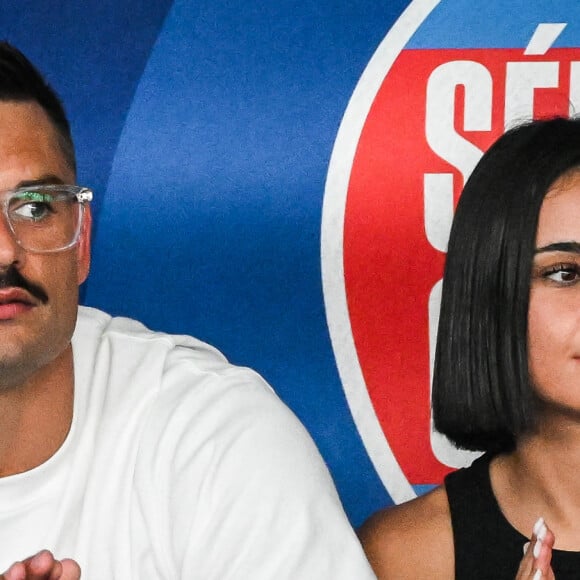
xmin=0 ymin=43 xmax=374 ymax=579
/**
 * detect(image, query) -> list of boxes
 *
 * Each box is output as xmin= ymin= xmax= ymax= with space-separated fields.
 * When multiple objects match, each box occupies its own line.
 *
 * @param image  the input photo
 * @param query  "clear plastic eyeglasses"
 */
xmin=1 ymin=184 xmax=93 ymax=253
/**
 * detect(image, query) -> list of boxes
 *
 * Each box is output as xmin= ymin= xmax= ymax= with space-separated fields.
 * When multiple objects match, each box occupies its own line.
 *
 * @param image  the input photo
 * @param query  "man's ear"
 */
xmin=77 ymin=205 xmax=92 ymax=285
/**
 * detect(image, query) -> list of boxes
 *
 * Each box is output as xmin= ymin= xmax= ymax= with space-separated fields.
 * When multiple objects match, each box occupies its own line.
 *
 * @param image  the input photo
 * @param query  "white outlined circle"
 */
xmin=321 ymin=0 xmax=440 ymax=504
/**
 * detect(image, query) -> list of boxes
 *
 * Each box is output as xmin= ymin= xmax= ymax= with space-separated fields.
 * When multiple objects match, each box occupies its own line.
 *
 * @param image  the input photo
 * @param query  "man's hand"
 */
xmin=0 ymin=550 xmax=80 ymax=580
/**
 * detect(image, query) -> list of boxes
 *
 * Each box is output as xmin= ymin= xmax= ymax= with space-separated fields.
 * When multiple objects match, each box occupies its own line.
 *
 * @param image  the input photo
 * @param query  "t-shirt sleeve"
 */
xmin=134 ymin=358 xmax=375 ymax=579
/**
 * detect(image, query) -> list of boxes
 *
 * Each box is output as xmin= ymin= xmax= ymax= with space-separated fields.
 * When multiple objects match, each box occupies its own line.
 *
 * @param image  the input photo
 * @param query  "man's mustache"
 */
xmin=0 ymin=266 xmax=48 ymax=304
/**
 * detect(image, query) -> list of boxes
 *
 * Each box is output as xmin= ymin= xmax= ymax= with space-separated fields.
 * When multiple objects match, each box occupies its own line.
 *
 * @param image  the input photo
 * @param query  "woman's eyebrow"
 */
xmin=535 ymin=241 xmax=580 ymax=254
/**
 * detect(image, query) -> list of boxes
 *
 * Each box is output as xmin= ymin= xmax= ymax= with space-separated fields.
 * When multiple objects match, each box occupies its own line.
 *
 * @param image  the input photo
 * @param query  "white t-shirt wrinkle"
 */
xmin=0 ymin=306 xmax=375 ymax=579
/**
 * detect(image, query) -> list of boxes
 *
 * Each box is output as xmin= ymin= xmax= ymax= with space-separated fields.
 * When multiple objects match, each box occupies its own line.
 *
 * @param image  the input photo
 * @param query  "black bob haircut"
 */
xmin=433 ymin=116 xmax=580 ymax=454
xmin=0 ymin=41 xmax=75 ymax=173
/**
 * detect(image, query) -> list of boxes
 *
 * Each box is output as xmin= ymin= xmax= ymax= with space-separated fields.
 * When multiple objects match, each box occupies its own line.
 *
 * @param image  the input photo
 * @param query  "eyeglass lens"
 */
xmin=7 ymin=192 xmax=83 ymax=252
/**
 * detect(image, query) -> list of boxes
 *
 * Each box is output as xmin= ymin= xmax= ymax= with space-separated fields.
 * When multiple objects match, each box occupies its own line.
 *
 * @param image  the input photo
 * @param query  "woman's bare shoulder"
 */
xmin=358 ymin=485 xmax=454 ymax=579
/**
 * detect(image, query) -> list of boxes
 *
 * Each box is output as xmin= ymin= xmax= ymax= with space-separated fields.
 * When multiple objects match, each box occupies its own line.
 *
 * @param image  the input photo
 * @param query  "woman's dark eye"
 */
xmin=546 ymin=268 xmax=580 ymax=284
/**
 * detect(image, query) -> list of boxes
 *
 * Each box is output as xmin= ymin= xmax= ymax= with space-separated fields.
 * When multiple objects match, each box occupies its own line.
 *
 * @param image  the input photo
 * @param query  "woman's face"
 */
xmin=528 ymin=170 xmax=580 ymax=414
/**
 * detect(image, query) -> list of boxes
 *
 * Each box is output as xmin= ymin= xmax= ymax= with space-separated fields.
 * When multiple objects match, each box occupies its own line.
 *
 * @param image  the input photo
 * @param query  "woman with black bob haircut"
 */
xmin=360 ymin=116 xmax=580 ymax=579
xmin=435 ymin=116 xmax=580 ymax=453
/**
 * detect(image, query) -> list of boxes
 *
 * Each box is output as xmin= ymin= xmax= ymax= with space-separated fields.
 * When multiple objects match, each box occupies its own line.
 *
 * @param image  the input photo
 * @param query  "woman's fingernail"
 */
xmin=533 ymin=569 xmax=542 ymax=580
xmin=523 ymin=541 xmax=530 ymax=555
xmin=537 ymin=523 xmax=547 ymax=542
xmin=533 ymin=539 xmax=543 ymax=559
xmin=533 ymin=517 xmax=545 ymax=536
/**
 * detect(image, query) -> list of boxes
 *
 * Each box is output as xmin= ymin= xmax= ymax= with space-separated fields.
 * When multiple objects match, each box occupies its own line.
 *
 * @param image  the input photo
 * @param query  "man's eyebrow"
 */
xmin=15 ymin=175 xmax=66 ymax=189
xmin=535 ymin=241 xmax=580 ymax=254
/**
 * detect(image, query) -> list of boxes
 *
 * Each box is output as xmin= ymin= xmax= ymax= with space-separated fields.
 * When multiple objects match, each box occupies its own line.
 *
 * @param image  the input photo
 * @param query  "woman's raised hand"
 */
xmin=516 ymin=518 xmax=555 ymax=580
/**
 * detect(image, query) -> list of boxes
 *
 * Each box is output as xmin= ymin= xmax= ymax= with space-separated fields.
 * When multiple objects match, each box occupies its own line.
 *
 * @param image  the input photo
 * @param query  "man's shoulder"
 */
xmin=74 ymin=305 xmax=282 ymax=430
xmin=74 ymin=306 xmax=311 ymax=484
xmin=359 ymin=486 xmax=455 ymax=579
xmin=74 ymin=305 xmax=251 ymax=381
xmin=75 ymin=305 xmax=226 ymax=361
xmin=73 ymin=308 xmax=372 ymax=579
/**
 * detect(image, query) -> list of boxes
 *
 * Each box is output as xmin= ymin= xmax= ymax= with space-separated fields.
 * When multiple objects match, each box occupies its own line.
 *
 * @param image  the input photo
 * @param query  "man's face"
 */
xmin=0 ymin=101 xmax=91 ymax=388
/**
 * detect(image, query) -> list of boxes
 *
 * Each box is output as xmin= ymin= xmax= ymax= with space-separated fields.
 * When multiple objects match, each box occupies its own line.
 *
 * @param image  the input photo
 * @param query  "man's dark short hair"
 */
xmin=0 ymin=41 xmax=75 ymax=173
xmin=432 ymin=116 xmax=580 ymax=454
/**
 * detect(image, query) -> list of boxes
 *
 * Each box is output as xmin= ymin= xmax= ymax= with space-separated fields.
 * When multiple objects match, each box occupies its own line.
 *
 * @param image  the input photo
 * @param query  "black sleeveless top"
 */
xmin=445 ymin=454 xmax=580 ymax=579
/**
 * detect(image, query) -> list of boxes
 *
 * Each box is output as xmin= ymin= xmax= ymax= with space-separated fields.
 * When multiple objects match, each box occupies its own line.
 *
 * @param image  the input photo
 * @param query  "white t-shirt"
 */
xmin=0 ymin=306 xmax=375 ymax=579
